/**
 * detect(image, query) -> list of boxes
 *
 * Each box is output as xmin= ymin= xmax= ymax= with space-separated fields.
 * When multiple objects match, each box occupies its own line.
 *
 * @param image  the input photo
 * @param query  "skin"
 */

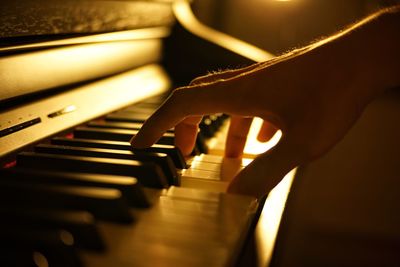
xmin=131 ymin=5 xmax=400 ymax=199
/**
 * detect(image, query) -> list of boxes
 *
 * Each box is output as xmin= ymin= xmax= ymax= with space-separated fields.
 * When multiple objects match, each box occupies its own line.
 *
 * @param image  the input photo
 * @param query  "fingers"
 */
xmin=224 ymin=116 xmax=253 ymax=158
xmin=174 ymin=115 xmax=203 ymax=156
xmin=227 ymin=138 xmax=302 ymax=198
xmin=131 ymin=60 xmax=281 ymax=150
xmin=174 ymin=63 xmax=269 ymax=156
xmin=257 ymin=121 xmax=278 ymax=142
xmin=130 ymin=81 xmax=233 ymax=148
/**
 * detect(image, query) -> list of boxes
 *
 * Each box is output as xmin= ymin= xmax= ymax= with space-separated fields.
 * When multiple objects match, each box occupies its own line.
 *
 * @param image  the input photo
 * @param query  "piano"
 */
xmin=0 ymin=1 xmax=293 ymax=266
xmin=5 ymin=1 xmax=399 ymax=266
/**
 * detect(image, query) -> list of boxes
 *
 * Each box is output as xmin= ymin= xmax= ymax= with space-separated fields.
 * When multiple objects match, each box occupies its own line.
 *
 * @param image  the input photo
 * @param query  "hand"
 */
xmin=176 ymin=61 xmax=278 ymax=158
xmin=131 ymin=6 xmax=398 ymax=198
xmin=131 ymin=46 xmax=373 ymax=198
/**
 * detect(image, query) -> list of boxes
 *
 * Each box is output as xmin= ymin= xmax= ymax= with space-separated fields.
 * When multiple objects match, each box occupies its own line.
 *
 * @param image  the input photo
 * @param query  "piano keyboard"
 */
xmin=0 ymin=1 xmax=292 ymax=264
xmin=0 ymin=93 xmax=260 ymax=267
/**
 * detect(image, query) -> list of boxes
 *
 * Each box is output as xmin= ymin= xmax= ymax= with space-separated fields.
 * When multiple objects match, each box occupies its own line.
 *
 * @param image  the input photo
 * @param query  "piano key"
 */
xmin=188 ymin=157 xmax=247 ymax=173
xmin=87 ymin=120 xmax=174 ymax=133
xmin=74 ymin=126 xmax=175 ymax=144
xmin=0 ymin=180 xmax=133 ymax=223
xmin=198 ymin=118 xmax=214 ymax=138
xmin=1 ymin=168 xmax=150 ymax=208
xmin=180 ymin=168 xmax=221 ymax=181
xmin=17 ymin=152 xmax=169 ymax=188
xmin=132 ymin=145 xmax=188 ymax=169
xmin=136 ymin=93 xmax=168 ymax=105
xmin=34 ymin=144 xmax=179 ymax=186
xmin=90 ymin=114 xmax=218 ymax=154
xmin=132 ymin=101 xmax=162 ymax=109
xmin=0 ymin=249 xmax=49 ymax=267
xmin=88 ymin=121 xmax=143 ymax=130
xmin=164 ymin=186 xmax=258 ymax=214
xmin=51 ymin=137 xmax=188 ymax=169
xmin=0 ymin=208 xmax=104 ymax=251
xmin=187 ymin=154 xmax=252 ymax=167
xmin=195 ymin=132 xmax=208 ymax=154
xmin=163 ymin=186 xmax=221 ymax=202
xmin=1 ymin=228 xmax=82 ymax=267
xmin=106 ymin=111 xmax=150 ymax=123
xmin=83 ymin=187 xmax=258 ymax=267
xmin=212 ymin=114 xmax=229 ymax=128
xmin=187 ymin=160 xmax=223 ymax=172
xmin=119 ymin=106 xmax=156 ymax=114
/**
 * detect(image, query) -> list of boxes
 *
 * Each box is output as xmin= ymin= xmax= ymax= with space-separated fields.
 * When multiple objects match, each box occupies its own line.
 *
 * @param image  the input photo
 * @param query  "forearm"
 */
xmin=361 ymin=5 xmax=400 ymax=93
xmin=311 ymin=5 xmax=400 ymax=103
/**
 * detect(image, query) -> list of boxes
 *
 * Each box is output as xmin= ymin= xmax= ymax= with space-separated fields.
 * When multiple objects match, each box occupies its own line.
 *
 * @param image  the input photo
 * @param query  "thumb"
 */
xmin=227 ymin=139 xmax=301 ymax=199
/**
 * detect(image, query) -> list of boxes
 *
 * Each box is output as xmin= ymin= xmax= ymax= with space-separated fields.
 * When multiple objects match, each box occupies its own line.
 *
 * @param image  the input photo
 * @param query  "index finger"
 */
xmin=130 ymin=81 xmax=234 ymax=148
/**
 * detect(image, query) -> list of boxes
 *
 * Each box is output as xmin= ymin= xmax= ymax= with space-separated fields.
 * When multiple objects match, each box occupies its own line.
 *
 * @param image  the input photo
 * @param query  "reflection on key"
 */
xmin=1 ymin=168 xmax=150 ymax=208
xmin=87 ymin=120 xmax=175 ymax=133
xmin=17 ymin=152 xmax=169 ymax=189
xmin=74 ymin=126 xmax=175 ymax=144
xmin=0 ymin=227 xmax=81 ymax=267
xmin=180 ymin=154 xmax=252 ymax=192
xmin=0 ymin=180 xmax=133 ymax=223
xmin=0 ymin=208 xmax=104 ymax=251
xmin=51 ymin=137 xmax=187 ymax=169
xmin=106 ymin=112 xmax=150 ymax=123
xmin=34 ymin=144 xmax=179 ymax=186
xmin=88 ymin=121 xmax=144 ymax=130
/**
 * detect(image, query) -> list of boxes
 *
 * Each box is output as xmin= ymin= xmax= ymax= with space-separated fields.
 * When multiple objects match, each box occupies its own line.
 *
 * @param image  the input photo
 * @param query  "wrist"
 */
xmin=318 ymin=6 xmax=400 ymax=106
xmin=353 ymin=6 xmax=400 ymax=101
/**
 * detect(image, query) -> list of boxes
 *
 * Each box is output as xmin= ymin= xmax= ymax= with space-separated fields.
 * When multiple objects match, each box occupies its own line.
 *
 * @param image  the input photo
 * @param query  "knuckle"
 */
xmin=190 ymin=77 xmax=204 ymax=85
xmin=168 ymin=88 xmax=191 ymax=114
xmin=169 ymin=88 xmax=185 ymax=102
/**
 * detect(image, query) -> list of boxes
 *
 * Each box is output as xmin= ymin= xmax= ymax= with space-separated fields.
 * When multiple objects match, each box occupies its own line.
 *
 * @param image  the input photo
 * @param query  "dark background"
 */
xmin=193 ymin=0 xmax=398 ymax=54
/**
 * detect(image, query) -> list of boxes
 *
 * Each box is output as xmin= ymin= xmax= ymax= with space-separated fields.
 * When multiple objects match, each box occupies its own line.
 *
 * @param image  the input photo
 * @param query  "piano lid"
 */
xmin=0 ymin=0 xmax=176 ymax=104
xmin=0 ymin=0 xmax=175 ymax=42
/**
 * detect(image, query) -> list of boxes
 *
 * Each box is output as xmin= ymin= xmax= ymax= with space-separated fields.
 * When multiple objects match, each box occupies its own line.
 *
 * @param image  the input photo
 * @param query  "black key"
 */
xmin=132 ymin=145 xmax=188 ymax=169
xmin=132 ymin=102 xmax=161 ymax=109
xmin=1 ymin=168 xmax=150 ymax=207
xmin=74 ymin=126 xmax=175 ymax=145
xmin=120 ymin=95 xmax=165 ymax=110
xmin=199 ymin=114 xmax=227 ymax=138
xmin=51 ymin=137 xmax=187 ymax=168
xmin=137 ymin=93 xmax=168 ymax=104
xmin=0 ymin=208 xmax=104 ymax=251
xmin=87 ymin=120 xmax=174 ymax=133
xmin=106 ymin=111 xmax=150 ymax=123
xmin=120 ymin=106 xmax=156 ymax=114
xmin=1 ymin=227 xmax=82 ymax=267
xmin=35 ymin=144 xmax=179 ymax=186
xmin=88 ymin=121 xmax=143 ymax=130
xmin=0 ymin=180 xmax=133 ymax=223
xmin=17 ymin=152 xmax=168 ymax=188
xmin=199 ymin=117 xmax=216 ymax=138
xmin=195 ymin=132 xmax=208 ymax=154
xmin=0 ymin=249 xmax=49 ymax=267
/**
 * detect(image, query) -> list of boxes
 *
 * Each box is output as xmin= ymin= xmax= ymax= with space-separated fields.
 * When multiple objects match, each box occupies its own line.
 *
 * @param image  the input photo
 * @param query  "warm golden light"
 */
xmin=254 ymin=168 xmax=296 ymax=266
xmin=172 ymin=4 xmax=295 ymax=266
xmin=33 ymin=252 xmax=49 ymax=267
xmin=243 ymin=117 xmax=282 ymax=156
xmin=173 ymin=0 xmax=274 ymax=62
